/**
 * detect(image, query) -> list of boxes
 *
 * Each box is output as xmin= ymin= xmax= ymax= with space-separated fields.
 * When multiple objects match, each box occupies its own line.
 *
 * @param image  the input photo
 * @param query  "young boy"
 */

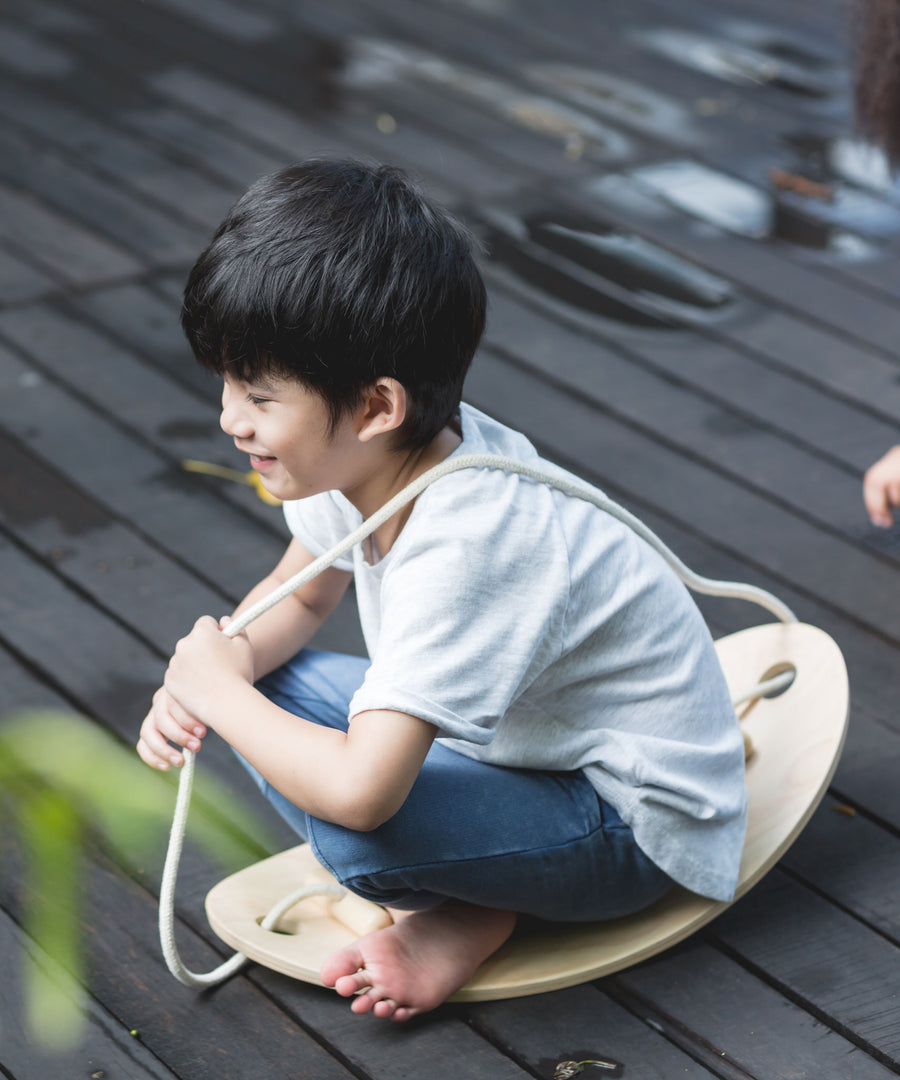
xmin=138 ymin=159 xmax=747 ymax=1022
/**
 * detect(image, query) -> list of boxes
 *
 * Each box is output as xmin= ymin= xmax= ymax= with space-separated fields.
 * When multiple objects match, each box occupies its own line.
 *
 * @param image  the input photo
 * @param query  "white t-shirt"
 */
xmin=282 ymin=404 xmax=747 ymax=901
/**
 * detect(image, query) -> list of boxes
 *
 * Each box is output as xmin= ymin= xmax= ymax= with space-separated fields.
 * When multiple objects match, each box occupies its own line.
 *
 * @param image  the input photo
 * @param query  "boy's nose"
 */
xmin=219 ymin=386 xmax=253 ymax=439
xmin=220 ymin=408 xmax=254 ymax=439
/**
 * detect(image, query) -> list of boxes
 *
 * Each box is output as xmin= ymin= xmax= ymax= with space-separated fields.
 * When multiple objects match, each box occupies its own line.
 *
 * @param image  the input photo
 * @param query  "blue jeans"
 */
xmin=238 ymin=649 xmax=672 ymax=922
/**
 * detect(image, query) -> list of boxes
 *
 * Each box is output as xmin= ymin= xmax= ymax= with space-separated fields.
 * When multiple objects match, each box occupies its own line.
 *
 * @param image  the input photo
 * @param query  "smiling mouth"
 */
xmin=236 ymin=444 xmax=277 ymax=471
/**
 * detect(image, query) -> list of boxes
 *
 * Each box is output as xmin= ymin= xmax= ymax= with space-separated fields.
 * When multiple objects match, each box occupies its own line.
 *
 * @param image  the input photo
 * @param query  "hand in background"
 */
xmin=864 ymin=445 xmax=900 ymax=528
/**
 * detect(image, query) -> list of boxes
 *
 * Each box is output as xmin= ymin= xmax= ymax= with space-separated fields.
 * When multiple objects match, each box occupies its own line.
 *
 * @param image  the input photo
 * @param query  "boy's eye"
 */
xmin=246 ymin=394 xmax=269 ymax=406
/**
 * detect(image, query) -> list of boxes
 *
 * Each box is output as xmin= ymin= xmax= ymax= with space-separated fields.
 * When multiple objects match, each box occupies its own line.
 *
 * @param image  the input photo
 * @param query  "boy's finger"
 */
xmin=142 ymin=703 xmax=199 ymax=761
xmin=153 ymin=708 xmax=202 ymax=751
xmin=863 ymin=475 xmax=893 ymax=527
xmin=140 ymin=722 xmax=185 ymax=764
xmin=165 ymin=692 xmax=207 ymax=738
xmin=136 ymin=736 xmax=173 ymax=771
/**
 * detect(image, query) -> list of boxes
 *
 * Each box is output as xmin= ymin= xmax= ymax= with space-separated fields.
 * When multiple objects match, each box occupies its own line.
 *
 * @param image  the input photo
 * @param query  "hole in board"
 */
xmin=737 ymin=660 xmax=797 ymax=727
xmin=256 ymin=915 xmax=293 ymax=936
xmin=757 ymin=660 xmax=797 ymax=699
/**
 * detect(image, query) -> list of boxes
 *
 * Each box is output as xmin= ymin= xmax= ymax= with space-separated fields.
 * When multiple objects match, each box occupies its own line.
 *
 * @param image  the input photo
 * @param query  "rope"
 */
xmin=160 ymin=454 xmax=797 ymax=987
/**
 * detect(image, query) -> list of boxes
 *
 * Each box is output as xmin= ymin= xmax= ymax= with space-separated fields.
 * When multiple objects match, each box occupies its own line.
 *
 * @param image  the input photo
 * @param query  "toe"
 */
xmin=350 ymin=989 xmax=379 ymax=1015
xmin=333 ymin=969 xmax=374 ymax=999
xmin=321 ymin=945 xmax=364 ymax=990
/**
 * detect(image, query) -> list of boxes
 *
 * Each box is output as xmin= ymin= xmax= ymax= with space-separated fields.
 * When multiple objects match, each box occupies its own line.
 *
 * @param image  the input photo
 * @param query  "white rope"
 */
xmin=159 ymin=743 xmax=348 ymax=987
xmin=222 ymin=455 xmax=798 ymax=636
xmin=160 ymin=454 xmax=797 ymax=987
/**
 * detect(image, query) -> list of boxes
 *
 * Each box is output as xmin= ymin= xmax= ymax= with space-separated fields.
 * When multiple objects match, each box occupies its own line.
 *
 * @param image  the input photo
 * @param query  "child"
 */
xmin=137 ymin=159 xmax=747 ymax=1022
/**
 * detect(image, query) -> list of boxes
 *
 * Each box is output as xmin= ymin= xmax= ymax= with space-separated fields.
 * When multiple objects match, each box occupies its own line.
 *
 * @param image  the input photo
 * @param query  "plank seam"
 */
xmin=462 ymin=1011 xmax=596 ymax=1080
xmin=484 ymin=338 xmax=900 ymax=578
xmin=0 ymin=897 xmax=180 ymax=1079
xmin=602 ymin=979 xmax=759 ymax=1080
xmin=485 ymin=261 xmax=900 ymax=445
xmin=778 ymin=855 xmax=900 ymax=950
xmin=706 ymin=935 xmax=900 ymax=1075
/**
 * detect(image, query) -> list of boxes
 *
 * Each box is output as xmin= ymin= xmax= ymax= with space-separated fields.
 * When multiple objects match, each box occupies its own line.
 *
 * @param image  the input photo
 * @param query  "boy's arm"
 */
xmin=137 ymin=539 xmax=351 ymax=771
xmin=232 ymin=538 xmax=352 ymax=679
xmin=161 ymin=613 xmax=435 ymax=830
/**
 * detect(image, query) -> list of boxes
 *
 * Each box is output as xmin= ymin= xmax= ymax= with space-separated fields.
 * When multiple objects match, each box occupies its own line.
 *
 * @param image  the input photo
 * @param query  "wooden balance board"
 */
xmin=205 ymin=620 xmax=849 ymax=1001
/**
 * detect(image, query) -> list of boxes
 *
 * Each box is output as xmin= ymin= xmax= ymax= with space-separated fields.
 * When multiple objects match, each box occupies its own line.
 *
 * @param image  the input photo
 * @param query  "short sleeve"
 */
xmin=282 ymin=492 xmax=357 ymax=572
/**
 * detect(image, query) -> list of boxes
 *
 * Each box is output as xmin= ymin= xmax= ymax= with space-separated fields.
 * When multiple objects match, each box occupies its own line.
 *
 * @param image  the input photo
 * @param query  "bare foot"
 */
xmin=320 ymin=903 xmax=516 ymax=1021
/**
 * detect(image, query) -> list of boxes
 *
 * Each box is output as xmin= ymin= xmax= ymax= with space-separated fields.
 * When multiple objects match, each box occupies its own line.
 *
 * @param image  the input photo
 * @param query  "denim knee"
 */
xmin=303 ymin=817 xmax=442 ymax=909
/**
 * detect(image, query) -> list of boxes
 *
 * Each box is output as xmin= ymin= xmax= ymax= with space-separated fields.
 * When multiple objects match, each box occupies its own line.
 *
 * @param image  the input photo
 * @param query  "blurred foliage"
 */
xmin=0 ymin=709 xmax=275 ymax=1051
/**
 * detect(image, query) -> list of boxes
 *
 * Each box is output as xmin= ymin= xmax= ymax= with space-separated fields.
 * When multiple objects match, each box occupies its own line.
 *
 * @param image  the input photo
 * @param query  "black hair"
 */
xmin=181 ymin=159 xmax=486 ymax=451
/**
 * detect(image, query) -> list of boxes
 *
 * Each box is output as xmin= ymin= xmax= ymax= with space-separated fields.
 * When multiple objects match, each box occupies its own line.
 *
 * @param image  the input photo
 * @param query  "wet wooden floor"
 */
xmin=2 ymin=0 xmax=900 ymax=1076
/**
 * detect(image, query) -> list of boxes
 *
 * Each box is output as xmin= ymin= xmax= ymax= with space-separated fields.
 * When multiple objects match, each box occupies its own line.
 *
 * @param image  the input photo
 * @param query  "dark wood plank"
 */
xmin=0 ymin=244 xmax=58 ymax=305
xmin=292 ymin=0 xmax=849 ymax=184
xmin=831 ymin=705 xmax=900 ymax=833
xmin=0 ymin=125 xmax=201 ymax=267
xmin=0 ymin=639 xmax=72 ymax=715
xmin=0 ymin=74 xmax=240 ymax=230
xmin=0 ymin=428 xmax=228 ymax=650
xmin=612 ymin=939 xmax=899 ymax=1080
xmin=0 ymin=177 xmax=141 ymax=285
xmin=711 ymin=873 xmax=900 ymax=1065
xmin=0 ymin=843 xmax=360 ymax=1080
xmin=67 ymin=281 xmax=216 ymax=401
xmin=563 ymin=177 xmax=900 ymax=420
xmin=0 ymin=907 xmax=179 ymax=1080
xmin=482 ymin=285 xmax=897 ymax=477
xmin=480 ymin=290 xmax=897 ymax=561
xmin=249 ymin=965 xmax=542 ymax=1080
xmin=121 ymin=105 xmax=288 ymax=191
xmin=468 ymin=983 xmax=724 ymax=1079
xmin=0 ymin=532 xmax=162 ymax=735
xmin=147 ymin=63 xmax=422 ymax=167
xmin=783 ymin=795 xmax=900 ymax=945
xmin=0 ymin=338 xmax=285 ymax=590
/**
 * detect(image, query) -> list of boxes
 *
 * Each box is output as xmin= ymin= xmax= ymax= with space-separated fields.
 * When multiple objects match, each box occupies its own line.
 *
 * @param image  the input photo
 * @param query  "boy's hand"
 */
xmin=137 ymin=686 xmax=208 ymax=770
xmin=864 ymin=445 xmax=900 ymax=528
xmin=163 ymin=615 xmax=255 ymax=727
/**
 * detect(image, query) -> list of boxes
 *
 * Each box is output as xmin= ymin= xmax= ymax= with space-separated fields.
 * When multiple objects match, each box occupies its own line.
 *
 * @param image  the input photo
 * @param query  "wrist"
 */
xmin=204 ymin=675 xmax=256 ymax=733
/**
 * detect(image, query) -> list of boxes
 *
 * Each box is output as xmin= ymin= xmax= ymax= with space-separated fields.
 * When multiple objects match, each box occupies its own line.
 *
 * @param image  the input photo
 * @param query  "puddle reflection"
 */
xmin=602 ymin=159 xmax=896 ymax=253
xmin=480 ymin=205 xmax=735 ymax=328
xmin=633 ymin=26 xmax=840 ymax=98
xmin=525 ymin=64 xmax=701 ymax=147
xmin=340 ymin=38 xmax=633 ymax=161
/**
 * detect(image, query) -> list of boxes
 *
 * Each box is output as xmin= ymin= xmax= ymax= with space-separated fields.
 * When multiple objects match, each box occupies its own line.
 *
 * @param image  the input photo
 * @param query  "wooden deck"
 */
xmin=2 ymin=0 xmax=900 ymax=1075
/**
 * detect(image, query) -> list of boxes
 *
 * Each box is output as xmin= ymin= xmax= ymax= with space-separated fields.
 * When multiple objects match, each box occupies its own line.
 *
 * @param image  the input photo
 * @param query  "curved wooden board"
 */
xmin=205 ymin=621 xmax=849 ymax=1000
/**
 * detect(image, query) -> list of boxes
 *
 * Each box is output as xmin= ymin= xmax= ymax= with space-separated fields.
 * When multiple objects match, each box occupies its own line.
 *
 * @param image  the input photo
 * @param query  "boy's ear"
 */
xmin=356 ymin=378 xmax=407 ymax=442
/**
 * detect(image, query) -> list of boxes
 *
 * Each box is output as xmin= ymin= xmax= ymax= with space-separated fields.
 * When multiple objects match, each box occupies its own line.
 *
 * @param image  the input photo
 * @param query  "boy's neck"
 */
xmin=344 ymin=426 xmax=462 ymax=557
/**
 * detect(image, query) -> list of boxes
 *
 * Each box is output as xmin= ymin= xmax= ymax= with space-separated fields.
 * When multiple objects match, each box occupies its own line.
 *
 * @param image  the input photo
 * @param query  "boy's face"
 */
xmin=220 ymin=373 xmax=358 ymax=502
